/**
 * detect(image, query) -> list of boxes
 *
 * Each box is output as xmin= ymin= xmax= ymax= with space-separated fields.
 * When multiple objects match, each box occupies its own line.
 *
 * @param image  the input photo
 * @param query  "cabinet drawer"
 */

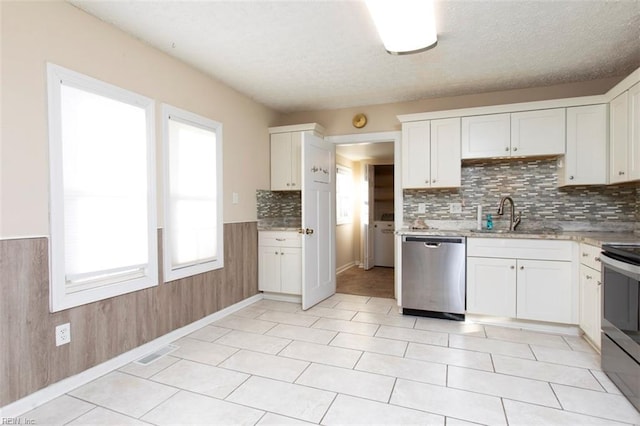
xmin=259 ymin=231 xmax=301 ymax=248
xmin=579 ymin=243 xmax=603 ymax=271
xmin=467 ymin=238 xmax=572 ymax=261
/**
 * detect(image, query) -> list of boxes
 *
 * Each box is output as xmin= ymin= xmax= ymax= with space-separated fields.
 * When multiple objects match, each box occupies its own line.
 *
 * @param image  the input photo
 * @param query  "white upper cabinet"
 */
xmin=270 ymin=131 xmax=302 ymax=190
xmin=402 ymin=118 xmax=461 ymax=188
xmin=461 ymin=109 xmax=565 ymax=159
xmin=461 ymin=113 xmax=510 ymax=159
xmin=610 ymin=91 xmax=629 ymax=183
xmin=629 ymin=82 xmax=640 ymax=180
xmin=430 ymin=117 xmax=462 ymax=187
xmin=511 ymin=108 xmax=565 ymax=157
xmin=559 ymin=104 xmax=608 ymax=186
xmin=609 ymin=82 xmax=640 ymax=184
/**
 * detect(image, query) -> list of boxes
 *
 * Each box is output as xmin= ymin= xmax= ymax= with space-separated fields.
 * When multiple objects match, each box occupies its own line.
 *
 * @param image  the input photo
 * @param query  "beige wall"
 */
xmin=276 ymin=77 xmax=623 ymax=136
xmin=0 ymin=1 xmax=279 ymax=239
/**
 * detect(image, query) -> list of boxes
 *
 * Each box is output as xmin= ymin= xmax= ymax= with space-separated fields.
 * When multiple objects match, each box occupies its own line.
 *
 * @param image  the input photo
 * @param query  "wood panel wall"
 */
xmin=0 ymin=222 xmax=258 ymax=406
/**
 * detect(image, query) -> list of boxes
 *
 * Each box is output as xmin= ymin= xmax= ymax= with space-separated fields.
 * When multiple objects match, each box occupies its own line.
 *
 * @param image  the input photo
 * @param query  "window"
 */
xmin=48 ymin=64 xmax=157 ymax=312
xmin=336 ymin=165 xmax=354 ymax=225
xmin=162 ymin=104 xmax=223 ymax=282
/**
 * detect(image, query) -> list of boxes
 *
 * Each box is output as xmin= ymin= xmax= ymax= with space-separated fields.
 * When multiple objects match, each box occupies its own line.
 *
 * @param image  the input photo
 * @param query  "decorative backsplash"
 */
xmin=404 ymin=158 xmax=639 ymax=230
xmin=256 ymin=189 xmax=301 ymax=219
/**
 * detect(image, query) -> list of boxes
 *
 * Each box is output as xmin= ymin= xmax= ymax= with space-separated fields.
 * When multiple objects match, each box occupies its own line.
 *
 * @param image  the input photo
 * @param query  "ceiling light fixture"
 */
xmin=365 ymin=0 xmax=438 ymax=55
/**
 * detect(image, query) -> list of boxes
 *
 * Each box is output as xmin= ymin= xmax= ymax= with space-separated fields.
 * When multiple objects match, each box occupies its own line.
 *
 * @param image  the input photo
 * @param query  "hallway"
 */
xmin=336 ymin=266 xmax=394 ymax=299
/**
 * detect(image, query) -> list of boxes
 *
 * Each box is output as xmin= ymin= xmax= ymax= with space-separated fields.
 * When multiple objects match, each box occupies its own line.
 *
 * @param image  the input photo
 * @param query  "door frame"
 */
xmin=325 ymin=131 xmax=401 ymax=301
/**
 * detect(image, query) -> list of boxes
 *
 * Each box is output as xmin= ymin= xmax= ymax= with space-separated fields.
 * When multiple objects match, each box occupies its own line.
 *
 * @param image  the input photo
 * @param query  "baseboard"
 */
xmin=261 ymin=292 xmax=301 ymax=303
xmin=336 ymin=261 xmax=356 ymax=275
xmin=465 ymin=314 xmax=581 ymax=336
xmin=0 ymin=293 xmax=264 ymax=418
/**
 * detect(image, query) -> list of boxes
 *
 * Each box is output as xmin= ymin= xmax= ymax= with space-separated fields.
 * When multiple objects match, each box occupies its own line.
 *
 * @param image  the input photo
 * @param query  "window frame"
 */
xmin=161 ymin=104 xmax=224 ymax=283
xmin=47 ymin=63 xmax=158 ymax=312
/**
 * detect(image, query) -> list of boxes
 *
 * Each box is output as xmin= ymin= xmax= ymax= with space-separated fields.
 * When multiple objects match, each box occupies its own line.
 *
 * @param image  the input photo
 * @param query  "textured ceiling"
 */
xmin=70 ymin=0 xmax=640 ymax=113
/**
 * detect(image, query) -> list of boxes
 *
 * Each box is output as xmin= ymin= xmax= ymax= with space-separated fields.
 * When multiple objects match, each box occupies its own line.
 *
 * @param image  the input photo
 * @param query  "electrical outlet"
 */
xmin=55 ymin=323 xmax=71 ymax=346
xmin=418 ymin=203 xmax=426 ymax=213
xmin=232 ymin=192 xmax=239 ymax=204
xmin=450 ymin=203 xmax=462 ymax=214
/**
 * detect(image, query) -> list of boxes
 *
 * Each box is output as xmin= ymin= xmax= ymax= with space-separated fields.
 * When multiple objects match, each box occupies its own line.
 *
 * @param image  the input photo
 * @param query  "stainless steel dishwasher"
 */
xmin=401 ymin=235 xmax=466 ymax=320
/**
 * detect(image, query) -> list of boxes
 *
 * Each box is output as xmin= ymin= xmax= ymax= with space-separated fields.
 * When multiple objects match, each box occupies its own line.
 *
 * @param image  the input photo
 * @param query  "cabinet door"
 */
xmin=461 ymin=114 xmax=510 ymax=159
xmin=430 ymin=117 xmax=461 ymax=188
xmin=511 ymin=109 xmax=565 ymax=157
xmin=280 ymin=247 xmax=302 ymax=295
xmin=516 ymin=259 xmax=574 ymax=324
xmin=579 ymin=264 xmax=601 ymax=349
xmin=258 ymin=246 xmax=281 ymax=292
xmin=610 ymin=91 xmax=629 ymax=183
xmin=564 ymin=105 xmax=608 ymax=185
xmin=290 ymin=132 xmax=302 ymax=189
xmin=271 ymin=133 xmax=293 ymax=190
xmin=467 ymin=257 xmax=516 ymax=317
xmin=402 ymin=121 xmax=431 ymax=188
xmin=628 ymin=82 xmax=640 ymax=180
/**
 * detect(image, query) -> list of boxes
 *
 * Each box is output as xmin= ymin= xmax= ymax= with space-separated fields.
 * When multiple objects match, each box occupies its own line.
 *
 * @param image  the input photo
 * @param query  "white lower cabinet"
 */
xmin=578 ymin=243 xmax=602 ymax=349
xmin=467 ymin=238 xmax=577 ymax=324
xmin=259 ymin=231 xmax=301 ymax=295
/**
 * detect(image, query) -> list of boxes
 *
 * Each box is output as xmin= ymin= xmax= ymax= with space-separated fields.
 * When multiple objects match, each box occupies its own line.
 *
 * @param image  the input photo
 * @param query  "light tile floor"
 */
xmin=22 ymin=293 xmax=640 ymax=425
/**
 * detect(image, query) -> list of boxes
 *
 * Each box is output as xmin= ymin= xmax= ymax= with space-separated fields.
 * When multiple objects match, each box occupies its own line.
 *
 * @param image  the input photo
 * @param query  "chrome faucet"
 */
xmin=497 ymin=196 xmax=522 ymax=231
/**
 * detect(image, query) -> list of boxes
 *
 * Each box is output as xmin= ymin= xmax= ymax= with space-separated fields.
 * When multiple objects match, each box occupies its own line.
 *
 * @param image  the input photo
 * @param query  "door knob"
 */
xmin=305 ymin=228 xmax=314 ymax=235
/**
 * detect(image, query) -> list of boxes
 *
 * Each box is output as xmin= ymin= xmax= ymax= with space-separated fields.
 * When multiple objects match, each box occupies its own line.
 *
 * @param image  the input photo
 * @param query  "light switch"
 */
xmin=418 ymin=203 xmax=426 ymax=213
xmin=232 ymin=192 xmax=239 ymax=204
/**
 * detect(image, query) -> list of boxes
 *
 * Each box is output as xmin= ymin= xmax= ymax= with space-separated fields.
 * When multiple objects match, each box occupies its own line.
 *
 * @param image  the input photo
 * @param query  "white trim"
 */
xmin=605 ymin=67 xmax=640 ymax=101
xmin=161 ymin=104 xmax=224 ymax=283
xmin=326 ymin=131 xmax=402 ymax=301
xmin=47 ymin=63 xmax=158 ymax=312
xmin=269 ymin=123 xmax=325 ymax=135
xmin=0 ymin=235 xmax=49 ymax=241
xmin=0 ymin=293 xmax=263 ymax=418
xmin=336 ymin=261 xmax=356 ymax=275
xmin=261 ymin=292 xmax=302 ymax=303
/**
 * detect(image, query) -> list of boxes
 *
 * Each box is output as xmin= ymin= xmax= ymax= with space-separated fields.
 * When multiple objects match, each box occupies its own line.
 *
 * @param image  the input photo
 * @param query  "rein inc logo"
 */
xmin=2 ymin=418 xmax=35 ymax=425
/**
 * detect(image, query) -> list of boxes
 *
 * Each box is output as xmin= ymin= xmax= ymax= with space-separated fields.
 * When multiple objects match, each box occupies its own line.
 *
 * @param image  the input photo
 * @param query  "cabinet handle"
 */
xmin=281 ymin=252 xmax=284 ymax=255
xmin=505 ymin=147 xmax=510 ymax=151
xmin=619 ymin=171 xmax=625 ymax=175
xmin=275 ymin=238 xmax=285 ymax=241
xmin=291 ymin=183 xmax=296 ymax=186
xmin=275 ymin=251 xmax=279 ymax=255
xmin=586 ymin=275 xmax=593 ymax=280
xmin=569 ymin=176 xmax=574 ymax=180
xmin=432 ymin=179 xmax=436 ymax=183
xmin=582 ymin=252 xmax=589 ymax=257
xmin=286 ymin=183 xmax=290 ymax=186
xmin=510 ymin=265 xmax=515 ymax=269
xmin=595 ymin=257 xmax=601 ymax=262
xmin=305 ymin=228 xmax=314 ymax=235
xmin=425 ymin=180 xmax=429 ymax=183
xmin=597 ymin=281 xmax=602 ymax=286
xmin=513 ymin=147 xmax=518 ymax=152
xmin=520 ymin=266 xmax=524 ymax=270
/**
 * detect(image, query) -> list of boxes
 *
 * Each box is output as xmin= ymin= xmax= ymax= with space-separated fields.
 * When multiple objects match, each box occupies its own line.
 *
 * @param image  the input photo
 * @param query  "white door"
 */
xmin=430 ymin=117 xmax=461 ymax=188
xmin=466 ymin=257 xmax=516 ymax=317
xmin=301 ymin=132 xmax=336 ymax=310
xmin=362 ymin=164 xmax=375 ymax=270
xmin=516 ymin=259 xmax=574 ymax=324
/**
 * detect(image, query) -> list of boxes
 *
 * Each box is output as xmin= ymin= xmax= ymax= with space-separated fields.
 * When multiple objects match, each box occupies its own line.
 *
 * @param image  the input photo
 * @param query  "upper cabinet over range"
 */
xmin=462 ymin=109 xmax=565 ymax=159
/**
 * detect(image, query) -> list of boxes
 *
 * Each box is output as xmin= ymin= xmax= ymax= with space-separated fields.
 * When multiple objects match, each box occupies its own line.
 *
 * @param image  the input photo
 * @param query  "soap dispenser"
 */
xmin=486 ymin=214 xmax=493 ymax=230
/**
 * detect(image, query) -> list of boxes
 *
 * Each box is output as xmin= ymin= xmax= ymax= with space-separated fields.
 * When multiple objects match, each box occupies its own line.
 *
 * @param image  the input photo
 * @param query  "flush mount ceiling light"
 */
xmin=365 ymin=0 xmax=438 ymax=55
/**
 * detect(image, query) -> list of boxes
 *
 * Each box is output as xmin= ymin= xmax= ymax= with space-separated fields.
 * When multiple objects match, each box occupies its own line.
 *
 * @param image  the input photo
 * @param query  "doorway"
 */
xmin=327 ymin=131 xmax=401 ymax=300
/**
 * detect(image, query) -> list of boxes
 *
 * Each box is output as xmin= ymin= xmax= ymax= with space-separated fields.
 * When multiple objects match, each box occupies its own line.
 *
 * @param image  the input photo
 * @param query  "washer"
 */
xmin=374 ymin=221 xmax=394 ymax=267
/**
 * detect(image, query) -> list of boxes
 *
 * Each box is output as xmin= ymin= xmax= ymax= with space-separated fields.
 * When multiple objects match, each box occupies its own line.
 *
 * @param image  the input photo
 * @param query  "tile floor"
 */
xmin=22 ymin=293 xmax=640 ymax=425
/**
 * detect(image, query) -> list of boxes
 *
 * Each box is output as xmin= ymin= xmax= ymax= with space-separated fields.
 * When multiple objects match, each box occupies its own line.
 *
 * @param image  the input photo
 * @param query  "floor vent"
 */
xmin=134 ymin=344 xmax=178 ymax=366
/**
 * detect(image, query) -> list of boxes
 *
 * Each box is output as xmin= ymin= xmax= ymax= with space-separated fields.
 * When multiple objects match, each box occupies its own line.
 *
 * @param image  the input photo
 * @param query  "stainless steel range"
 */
xmin=601 ymin=244 xmax=640 ymax=412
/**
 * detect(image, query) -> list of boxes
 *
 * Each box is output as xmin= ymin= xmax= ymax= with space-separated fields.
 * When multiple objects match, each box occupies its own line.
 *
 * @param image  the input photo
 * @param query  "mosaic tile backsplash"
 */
xmin=404 ymin=158 xmax=639 ymax=231
xmin=256 ymin=189 xmax=301 ymax=219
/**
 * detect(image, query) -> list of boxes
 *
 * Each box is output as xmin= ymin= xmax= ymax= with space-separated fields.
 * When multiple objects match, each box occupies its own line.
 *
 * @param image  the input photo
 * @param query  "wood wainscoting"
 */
xmin=0 ymin=222 xmax=258 ymax=406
